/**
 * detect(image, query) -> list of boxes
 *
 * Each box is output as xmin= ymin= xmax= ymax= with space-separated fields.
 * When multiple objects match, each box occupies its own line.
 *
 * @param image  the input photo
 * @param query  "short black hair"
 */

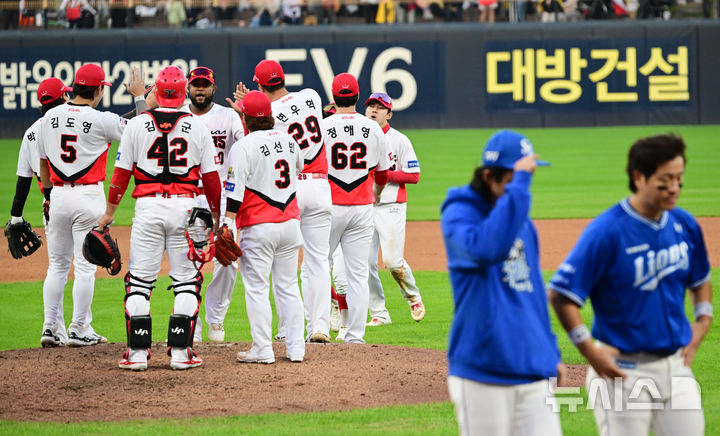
xmin=40 ymin=98 xmax=65 ymax=115
xmin=626 ymin=134 xmax=686 ymax=192
xmin=470 ymin=166 xmax=512 ymax=202
xmin=334 ymin=94 xmax=358 ymax=108
xmin=72 ymin=83 xmax=100 ymax=100
xmin=261 ymin=80 xmax=285 ymax=93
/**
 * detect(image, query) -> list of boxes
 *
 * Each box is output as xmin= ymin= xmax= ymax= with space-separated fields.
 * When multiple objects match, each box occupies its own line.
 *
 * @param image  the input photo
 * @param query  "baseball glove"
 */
xmin=4 ymin=217 xmax=42 ymax=259
xmin=214 ymin=226 xmax=241 ymax=266
xmin=82 ymin=227 xmax=122 ymax=275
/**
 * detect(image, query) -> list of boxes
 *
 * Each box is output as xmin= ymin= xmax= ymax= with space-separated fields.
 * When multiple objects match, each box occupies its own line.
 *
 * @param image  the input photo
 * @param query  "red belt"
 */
xmin=298 ymin=173 xmax=328 ymax=180
xmin=141 ymin=192 xmax=196 ymax=199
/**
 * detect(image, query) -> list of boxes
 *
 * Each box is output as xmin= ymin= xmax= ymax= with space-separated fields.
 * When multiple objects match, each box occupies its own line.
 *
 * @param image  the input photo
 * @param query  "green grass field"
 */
xmin=1 ymin=125 xmax=718 ymax=434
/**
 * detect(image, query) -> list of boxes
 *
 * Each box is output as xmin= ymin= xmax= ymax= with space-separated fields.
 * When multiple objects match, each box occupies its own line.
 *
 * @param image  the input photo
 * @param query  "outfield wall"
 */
xmin=1 ymin=21 xmax=719 ymax=137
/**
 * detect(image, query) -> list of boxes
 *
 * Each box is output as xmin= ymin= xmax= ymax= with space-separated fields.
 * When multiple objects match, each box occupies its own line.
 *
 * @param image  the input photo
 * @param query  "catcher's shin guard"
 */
xmin=124 ymin=272 xmax=155 ymax=346
xmin=167 ymin=314 xmax=193 ymax=347
xmin=128 ymin=315 xmax=152 ymax=349
xmin=166 ymin=271 xmax=203 ymax=346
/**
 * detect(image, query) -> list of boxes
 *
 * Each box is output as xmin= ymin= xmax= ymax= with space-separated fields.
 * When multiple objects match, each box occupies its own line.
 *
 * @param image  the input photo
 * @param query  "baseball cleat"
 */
xmin=237 ymin=348 xmax=275 ymax=364
xmin=410 ymin=302 xmax=426 ymax=322
xmin=286 ymin=353 xmax=304 ymax=363
xmin=208 ymin=323 xmax=225 ymax=343
xmin=40 ymin=328 xmax=62 ymax=348
xmin=308 ymin=332 xmax=331 ymax=343
xmin=169 ymin=347 xmax=203 ymax=370
xmin=119 ymin=348 xmax=150 ymax=371
xmin=366 ymin=317 xmax=392 ymax=327
xmin=336 ymin=326 xmax=348 ymax=342
xmin=330 ymin=297 xmax=340 ymax=332
xmin=67 ymin=323 xmax=108 ymax=347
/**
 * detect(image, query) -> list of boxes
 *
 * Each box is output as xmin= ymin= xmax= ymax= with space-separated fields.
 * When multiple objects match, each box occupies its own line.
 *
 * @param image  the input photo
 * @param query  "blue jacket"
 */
xmin=441 ymin=171 xmax=560 ymax=385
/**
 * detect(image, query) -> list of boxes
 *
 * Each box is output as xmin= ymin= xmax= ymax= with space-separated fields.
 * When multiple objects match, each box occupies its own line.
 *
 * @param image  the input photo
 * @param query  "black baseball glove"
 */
xmin=82 ymin=227 xmax=122 ymax=275
xmin=4 ymin=217 xmax=42 ymax=259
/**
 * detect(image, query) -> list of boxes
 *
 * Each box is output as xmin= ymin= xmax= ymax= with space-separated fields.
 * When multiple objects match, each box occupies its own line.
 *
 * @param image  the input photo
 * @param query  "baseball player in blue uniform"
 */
xmin=548 ymin=134 xmax=712 ymax=436
xmin=441 ymin=130 xmax=562 ymax=436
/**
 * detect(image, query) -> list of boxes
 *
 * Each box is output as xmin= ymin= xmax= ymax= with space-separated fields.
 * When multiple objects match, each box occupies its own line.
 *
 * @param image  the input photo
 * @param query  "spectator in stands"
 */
xmin=280 ymin=0 xmax=303 ymax=24
xmin=539 ymin=0 xmax=565 ymax=20
xmin=59 ymin=0 xmax=96 ymax=28
xmin=1 ymin=2 xmax=20 ymax=30
xmin=167 ymin=0 xmax=186 ymax=27
xmin=108 ymin=0 xmax=128 ymax=28
xmin=306 ymin=0 xmax=339 ymax=24
xmin=478 ymin=0 xmax=498 ymax=22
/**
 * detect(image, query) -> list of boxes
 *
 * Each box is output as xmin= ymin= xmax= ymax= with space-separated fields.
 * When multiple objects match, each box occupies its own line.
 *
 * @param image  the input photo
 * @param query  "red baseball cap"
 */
xmin=37 ymin=77 xmax=71 ymax=105
xmin=332 ymin=73 xmax=359 ymax=97
xmin=188 ymin=66 xmax=215 ymax=85
xmin=365 ymin=92 xmax=392 ymax=110
xmin=241 ymin=90 xmax=271 ymax=118
xmin=253 ymin=60 xmax=285 ymax=87
xmin=74 ymin=64 xmax=112 ymax=87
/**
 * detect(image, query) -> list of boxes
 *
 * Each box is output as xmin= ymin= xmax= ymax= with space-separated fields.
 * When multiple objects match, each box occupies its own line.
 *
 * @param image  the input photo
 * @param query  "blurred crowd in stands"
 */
xmin=1 ymin=0 xmax=718 ymax=30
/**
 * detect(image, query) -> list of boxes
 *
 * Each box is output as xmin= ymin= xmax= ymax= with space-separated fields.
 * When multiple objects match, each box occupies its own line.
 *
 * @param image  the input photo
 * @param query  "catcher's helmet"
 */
xmin=155 ymin=66 xmax=187 ymax=107
xmin=185 ymin=207 xmax=215 ymax=267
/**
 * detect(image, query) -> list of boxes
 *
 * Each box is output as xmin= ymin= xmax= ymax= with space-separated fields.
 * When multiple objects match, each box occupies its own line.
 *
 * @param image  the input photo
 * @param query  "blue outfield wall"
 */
xmin=1 ymin=21 xmax=719 ymax=137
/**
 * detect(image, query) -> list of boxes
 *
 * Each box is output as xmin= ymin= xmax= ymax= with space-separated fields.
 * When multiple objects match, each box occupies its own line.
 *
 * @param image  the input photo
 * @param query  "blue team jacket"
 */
xmin=441 ymin=171 xmax=560 ymax=385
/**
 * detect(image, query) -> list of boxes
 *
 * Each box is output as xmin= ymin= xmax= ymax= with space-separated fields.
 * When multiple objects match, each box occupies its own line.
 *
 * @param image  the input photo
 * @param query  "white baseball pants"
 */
xmin=124 ymin=197 xmax=202 ymax=324
xmin=448 ymin=376 xmax=562 ymax=436
xmin=328 ymin=204 xmax=373 ymax=344
xmin=368 ymin=202 xmax=421 ymax=322
xmin=42 ymin=182 xmax=104 ymax=328
xmin=238 ymin=219 xmax=305 ymax=360
xmin=586 ymin=345 xmax=704 ymax=436
xmin=297 ymin=177 xmax=332 ymax=338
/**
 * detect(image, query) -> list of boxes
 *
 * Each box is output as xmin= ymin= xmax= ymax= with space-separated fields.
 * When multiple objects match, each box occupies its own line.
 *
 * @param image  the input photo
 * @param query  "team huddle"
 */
xmin=8 ymin=61 xmax=424 ymax=370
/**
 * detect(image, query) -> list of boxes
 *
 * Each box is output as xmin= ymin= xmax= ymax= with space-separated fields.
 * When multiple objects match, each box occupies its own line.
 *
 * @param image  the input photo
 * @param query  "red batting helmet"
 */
xmin=155 ymin=66 xmax=187 ymax=107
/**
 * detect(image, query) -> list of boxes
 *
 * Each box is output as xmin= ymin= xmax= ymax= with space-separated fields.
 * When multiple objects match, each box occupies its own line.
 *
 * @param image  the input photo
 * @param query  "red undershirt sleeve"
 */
xmin=201 ymin=171 xmax=222 ymax=213
xmin=387 ymin=170 xmax=419 ymax=184
xmin=374 ymin=169 xmax=388 ymax=186
xmin=108 ymin=167 xmax=132 ymax=205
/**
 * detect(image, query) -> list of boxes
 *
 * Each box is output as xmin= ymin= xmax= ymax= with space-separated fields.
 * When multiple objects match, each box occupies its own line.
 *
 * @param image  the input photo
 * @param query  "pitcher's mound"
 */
xmin=0 ymin=342 xmax=450 ymax=422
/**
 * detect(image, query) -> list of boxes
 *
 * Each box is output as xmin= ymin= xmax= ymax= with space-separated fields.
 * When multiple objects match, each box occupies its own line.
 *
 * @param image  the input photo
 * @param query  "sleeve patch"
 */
xmin=408 ymin=160 xmax=419 ymax=168
xmin=225 ymin=182 xmax=235 ymax=192
xmin=116 ymin=152 xmax=121 ymax=161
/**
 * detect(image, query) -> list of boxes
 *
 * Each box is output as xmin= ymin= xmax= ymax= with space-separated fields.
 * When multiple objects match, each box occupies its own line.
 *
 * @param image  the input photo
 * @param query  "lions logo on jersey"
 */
xmin=502 ymin=239 xmax=533 ymax=292
xmin=632 ymin=242 xmax=690 ymax=291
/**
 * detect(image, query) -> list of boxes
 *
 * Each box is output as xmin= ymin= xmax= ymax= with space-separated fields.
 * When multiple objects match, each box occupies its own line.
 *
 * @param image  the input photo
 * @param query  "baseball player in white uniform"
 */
xmin=10 ymin=78 xmax=71 ymax=347
xmin=181 ymin=66 xmax=244 ymax=344
xmin=224 ymin=90 xmax=306 ymax=363
xmin=324 ymin=73 xmax=390 ymax=344
xmin=364 ymin=92 xmax=424 ymax=325
xmin=247 ymin=60 xmax=332 ymax=343
xmin=38 ymin=63 xmax=146 ymax=347
xmin=98 ymin=66 xmax=222 ymax=371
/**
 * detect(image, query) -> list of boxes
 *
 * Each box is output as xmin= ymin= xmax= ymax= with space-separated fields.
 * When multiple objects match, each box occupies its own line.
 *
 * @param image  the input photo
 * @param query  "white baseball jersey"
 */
xmin=378 ymin=126 xmax=420 ymax=204
xmin=17 ymin=118 xmax=43 ymax=178
xmin=180 ymin=103 xmax=244 ymax=180
xmin=323 ymin=112 xmax=391 ymax=205
xmin=225 ymin=129 xmax=303 ymax=227
xmin=271 ymin=88 xmax=327 ymax=174
xmin=115 ymin=108 xmax=218 ymax=197
xmin=38 ymin=103 xmax=126 ymax=184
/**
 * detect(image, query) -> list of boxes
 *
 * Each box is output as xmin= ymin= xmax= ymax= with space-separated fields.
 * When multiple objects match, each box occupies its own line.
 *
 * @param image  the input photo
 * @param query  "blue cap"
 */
xmin=481 ymin=130 xmax=550 ymax=169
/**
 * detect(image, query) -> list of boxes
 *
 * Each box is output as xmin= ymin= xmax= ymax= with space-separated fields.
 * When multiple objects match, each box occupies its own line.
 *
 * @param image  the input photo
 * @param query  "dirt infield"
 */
xmin=0 ymin=218 xmax=717 ymax=422
xmin=3 ymin=218 xmax=718 ymax=282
